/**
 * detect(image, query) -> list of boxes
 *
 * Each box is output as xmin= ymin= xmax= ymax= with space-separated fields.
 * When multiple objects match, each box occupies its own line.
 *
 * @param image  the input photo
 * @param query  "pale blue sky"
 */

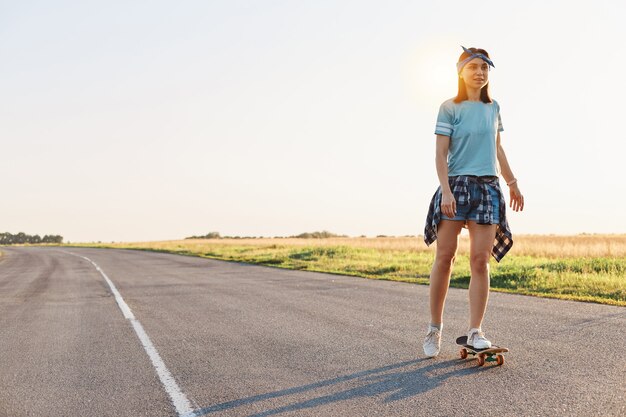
xmin=1 ymin=1 xmax=624 ymax=242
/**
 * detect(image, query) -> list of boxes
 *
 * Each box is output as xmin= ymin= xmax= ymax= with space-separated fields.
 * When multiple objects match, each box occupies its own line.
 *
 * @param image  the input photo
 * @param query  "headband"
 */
xmin=456 ymin=45 xmax=495 ymax=74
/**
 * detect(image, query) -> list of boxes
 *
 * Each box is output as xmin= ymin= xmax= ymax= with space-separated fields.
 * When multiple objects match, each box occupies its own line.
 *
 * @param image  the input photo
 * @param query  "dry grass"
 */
xmin=120 ymin=234 xmax=626 ymax=258
xmin=499 ymin=234 xmax=626 ymax=258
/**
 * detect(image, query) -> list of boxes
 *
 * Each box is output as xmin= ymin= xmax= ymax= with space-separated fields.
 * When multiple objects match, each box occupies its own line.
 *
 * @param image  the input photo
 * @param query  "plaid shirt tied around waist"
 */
xmin=424 ymin=175 xmax=513 ymax=262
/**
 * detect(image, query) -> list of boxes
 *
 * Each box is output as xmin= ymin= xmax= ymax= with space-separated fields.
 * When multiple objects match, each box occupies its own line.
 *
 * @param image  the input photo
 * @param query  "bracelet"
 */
xmin=507 ymin=178 xmax=518 ymax=186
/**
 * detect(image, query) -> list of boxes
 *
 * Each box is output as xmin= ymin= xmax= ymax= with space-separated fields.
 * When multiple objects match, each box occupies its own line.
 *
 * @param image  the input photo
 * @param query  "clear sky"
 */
xmin=1 ymin=0 xmax=624 ymax=242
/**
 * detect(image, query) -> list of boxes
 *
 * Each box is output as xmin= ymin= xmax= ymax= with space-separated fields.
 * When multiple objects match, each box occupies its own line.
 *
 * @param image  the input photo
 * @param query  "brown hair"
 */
xmin=454 ymin=47 xmax=493 ymax=104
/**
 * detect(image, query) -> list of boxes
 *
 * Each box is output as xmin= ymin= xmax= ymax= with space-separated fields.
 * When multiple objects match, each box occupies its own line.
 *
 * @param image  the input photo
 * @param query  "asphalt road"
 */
xmin=0 ymin=247 xmax=624 ymax=417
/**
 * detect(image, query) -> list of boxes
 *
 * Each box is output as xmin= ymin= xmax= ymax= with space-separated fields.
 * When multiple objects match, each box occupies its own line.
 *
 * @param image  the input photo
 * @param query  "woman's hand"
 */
xmin=509 ymin=183 xmax=524 ymax=212
xmin=440 ymin=190 xmax=456 ymax=218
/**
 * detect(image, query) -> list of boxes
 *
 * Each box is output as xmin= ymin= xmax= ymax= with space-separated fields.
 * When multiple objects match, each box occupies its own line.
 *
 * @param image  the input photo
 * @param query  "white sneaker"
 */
xmin=467 ymin=328 xmax=492 ymax=349
xmin=423 ymin=325 xmax=442 ymax=357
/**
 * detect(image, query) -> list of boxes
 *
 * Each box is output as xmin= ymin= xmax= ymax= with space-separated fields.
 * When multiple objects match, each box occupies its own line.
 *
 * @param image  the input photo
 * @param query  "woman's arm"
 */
xmin=496 ymin=132 xmax=524 ymax=212
xmin=435 ymin=135 xmax=456 ymax=218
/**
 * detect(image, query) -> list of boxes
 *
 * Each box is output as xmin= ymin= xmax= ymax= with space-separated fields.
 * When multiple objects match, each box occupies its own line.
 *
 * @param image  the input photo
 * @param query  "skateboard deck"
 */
xmin=456 ymin=336 xmax=509 ymax=366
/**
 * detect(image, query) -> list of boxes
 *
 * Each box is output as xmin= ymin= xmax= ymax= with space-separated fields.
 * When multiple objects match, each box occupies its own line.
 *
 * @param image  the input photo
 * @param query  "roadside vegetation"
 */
xmin=65 ymin=234 xmax=626 ymax=307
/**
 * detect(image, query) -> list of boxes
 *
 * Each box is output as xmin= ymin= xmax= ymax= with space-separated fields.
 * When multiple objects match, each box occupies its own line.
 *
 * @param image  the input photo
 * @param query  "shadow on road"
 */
xmin=189 ymin=357 xmax=488 ymax=417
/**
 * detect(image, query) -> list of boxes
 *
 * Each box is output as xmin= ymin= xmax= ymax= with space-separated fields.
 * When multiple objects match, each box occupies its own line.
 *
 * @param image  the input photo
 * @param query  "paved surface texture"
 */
xmin=0 ymin=246 xmax=624 ymax=417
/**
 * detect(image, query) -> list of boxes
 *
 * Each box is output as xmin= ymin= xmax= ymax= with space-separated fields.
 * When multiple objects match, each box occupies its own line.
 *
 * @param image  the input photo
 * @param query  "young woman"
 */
xmin=422 ymin=46 xmax=524 ymax=357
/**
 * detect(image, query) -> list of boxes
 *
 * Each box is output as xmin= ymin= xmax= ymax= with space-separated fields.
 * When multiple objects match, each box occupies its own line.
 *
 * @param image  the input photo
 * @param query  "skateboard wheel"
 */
xmin=477 ymin=353 xmax=486 ymax=366
xmin=496 ymin=355 xmax=504 ymax=366
xmin=460 ymin=348 xmax=468 ymax=359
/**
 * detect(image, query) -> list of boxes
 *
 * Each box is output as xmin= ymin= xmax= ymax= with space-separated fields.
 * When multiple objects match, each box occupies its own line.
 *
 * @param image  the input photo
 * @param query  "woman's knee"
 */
xmin=435 ymin=250 xmax=456 ymax=268
xmin=470 ymin=252 xmax=491 ymax=273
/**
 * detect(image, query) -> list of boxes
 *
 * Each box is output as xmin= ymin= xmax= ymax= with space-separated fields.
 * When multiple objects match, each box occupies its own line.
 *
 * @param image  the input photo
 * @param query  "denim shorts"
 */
xmin=441 ymin=177 xmax=500 ymax=224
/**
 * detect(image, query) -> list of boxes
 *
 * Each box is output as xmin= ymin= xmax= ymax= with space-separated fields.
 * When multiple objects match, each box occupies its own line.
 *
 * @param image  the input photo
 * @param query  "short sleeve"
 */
xmin=495 ymin=100 xmax=504 ymax=132
xmin=434 ymin=101 xmax=454 ymax=137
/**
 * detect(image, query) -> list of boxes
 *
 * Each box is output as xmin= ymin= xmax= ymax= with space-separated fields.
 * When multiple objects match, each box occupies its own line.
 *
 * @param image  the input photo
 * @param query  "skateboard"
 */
xmin=456 ymin=336 xmax=509 ymax=366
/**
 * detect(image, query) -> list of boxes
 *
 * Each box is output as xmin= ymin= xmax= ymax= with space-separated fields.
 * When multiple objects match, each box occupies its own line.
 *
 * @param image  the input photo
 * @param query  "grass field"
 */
xmin=65 ymin=234 xmax=626 ymax=307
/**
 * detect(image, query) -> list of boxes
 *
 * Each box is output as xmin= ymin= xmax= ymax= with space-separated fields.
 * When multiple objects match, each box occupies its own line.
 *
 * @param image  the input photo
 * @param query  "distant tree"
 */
xmin=15 ymin=232 xmax=27 ymax=244
xmin=0 ymin=233 xmax=10 ymax=244
xmin=41 ymin=235 xmax=63 ymax=243
xmin=185 ymin=231 xmax=221 ymax=240
xmin=291 ymin=231 xmax=348 ymax=239
xmin=0 ymin=232 xmax=63 ymax=245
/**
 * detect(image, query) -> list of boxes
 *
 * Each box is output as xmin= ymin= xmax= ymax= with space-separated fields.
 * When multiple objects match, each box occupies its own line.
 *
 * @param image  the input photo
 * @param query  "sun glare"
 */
xmin=406 ymin=41 xmax=458 ymax=107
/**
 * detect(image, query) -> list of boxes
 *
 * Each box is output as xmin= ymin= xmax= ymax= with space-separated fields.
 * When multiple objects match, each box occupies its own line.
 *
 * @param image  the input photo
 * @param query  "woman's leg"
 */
xmin=466 ymin=221 xmax=497 ymax=329
xmin=429 ymin=220 xmax=464 ymax=325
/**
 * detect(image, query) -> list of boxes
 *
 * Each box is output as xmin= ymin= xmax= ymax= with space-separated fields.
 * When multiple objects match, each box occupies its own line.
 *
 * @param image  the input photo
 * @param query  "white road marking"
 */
xmin=62 ymin=251 xmax=196 ymax=417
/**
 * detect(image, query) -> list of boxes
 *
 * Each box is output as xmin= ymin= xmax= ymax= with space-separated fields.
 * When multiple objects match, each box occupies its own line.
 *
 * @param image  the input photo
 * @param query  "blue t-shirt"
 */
xmin=434 ymin=98 xmax=504 ymax=177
